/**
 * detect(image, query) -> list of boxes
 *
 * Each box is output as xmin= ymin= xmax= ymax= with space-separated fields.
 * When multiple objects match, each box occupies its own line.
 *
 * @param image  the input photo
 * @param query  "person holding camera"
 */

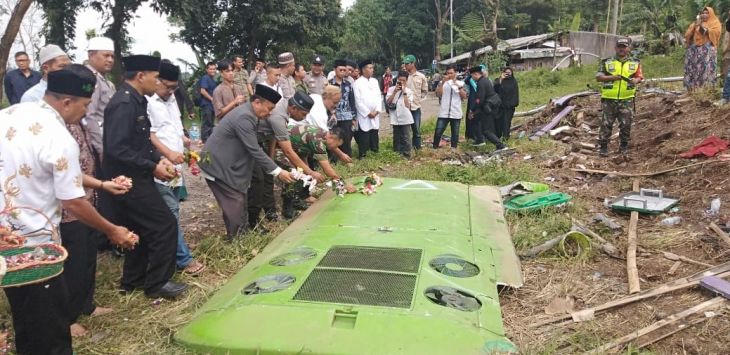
xmin=433 ymin=66 xmax=467 ymax=149
xmin=386 ymin=71 xmax=414 ymax=157
xmin=494 ymin=67 xmax=519 ymax=140
xmin=684 ymin=7 xmax=721 ymax=90
xmin=468 ymin=66 xmax=507 ymax=151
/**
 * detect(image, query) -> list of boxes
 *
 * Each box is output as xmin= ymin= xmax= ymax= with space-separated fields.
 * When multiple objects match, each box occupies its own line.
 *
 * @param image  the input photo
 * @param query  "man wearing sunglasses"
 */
xmin=147 ymin=60 xmax=205 ymax=277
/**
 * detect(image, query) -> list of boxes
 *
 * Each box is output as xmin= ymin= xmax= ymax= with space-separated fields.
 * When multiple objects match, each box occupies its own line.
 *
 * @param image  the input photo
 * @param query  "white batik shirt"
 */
xmin=0 ymin=101 xmax=85 ymax=246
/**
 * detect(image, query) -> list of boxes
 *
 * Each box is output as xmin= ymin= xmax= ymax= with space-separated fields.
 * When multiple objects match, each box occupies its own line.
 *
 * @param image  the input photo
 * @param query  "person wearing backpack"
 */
xmin=469 ymin=66 xmax=507 ymax=151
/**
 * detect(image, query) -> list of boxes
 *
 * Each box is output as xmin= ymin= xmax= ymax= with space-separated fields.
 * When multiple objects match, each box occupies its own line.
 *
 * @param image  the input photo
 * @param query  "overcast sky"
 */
xmin=68 ymin=0 xmax=356 ymax=70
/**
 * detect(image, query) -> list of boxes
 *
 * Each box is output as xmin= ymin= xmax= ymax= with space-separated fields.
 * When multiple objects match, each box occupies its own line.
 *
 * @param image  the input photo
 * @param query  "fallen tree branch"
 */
xmin=519 ymin=234 xmax=565 ymax=258
xmin=662 ymin=251 xmax=715 ymax=268
xmin=571 ymin=219 xmax=620 ymax=258
xmin=571 ymin=160 xmax=721 ymax=177
xmin=529 ymin=261 xmax=730 ymax=328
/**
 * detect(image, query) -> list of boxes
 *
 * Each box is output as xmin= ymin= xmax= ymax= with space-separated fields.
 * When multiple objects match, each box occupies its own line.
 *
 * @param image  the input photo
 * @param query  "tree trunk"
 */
xmin=434 ymin=0 xmax=442 ymax=61
xmin=0 ymin=0 xmax=33 ymax=102
xmin=492 ymin=0 xmax=499 ymax=38
xmin=106 ymin=0 xmax=127 ymax=85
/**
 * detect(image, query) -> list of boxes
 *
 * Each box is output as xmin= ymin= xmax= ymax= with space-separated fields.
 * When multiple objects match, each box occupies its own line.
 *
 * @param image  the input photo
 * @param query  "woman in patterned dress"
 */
xmin=684 ymin=7 xmax=722 ymax=90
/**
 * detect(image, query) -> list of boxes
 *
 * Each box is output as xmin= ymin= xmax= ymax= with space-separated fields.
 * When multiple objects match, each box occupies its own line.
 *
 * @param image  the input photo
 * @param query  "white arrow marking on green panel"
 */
xmin=392 ymin=180 xmax=438 ymax=190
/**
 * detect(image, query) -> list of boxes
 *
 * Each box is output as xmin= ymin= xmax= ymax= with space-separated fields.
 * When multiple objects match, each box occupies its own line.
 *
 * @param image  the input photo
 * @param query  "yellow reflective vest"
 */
xmin=600 ymin=57 xmax=640 ymax=100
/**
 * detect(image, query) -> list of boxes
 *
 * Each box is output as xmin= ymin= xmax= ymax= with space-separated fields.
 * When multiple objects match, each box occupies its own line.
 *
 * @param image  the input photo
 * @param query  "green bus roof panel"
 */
xmin=175 ymin=179 xmax=522 ymax=354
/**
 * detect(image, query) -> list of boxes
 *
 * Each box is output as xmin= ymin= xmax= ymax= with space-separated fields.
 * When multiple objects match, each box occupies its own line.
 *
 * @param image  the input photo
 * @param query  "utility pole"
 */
xmin=609 ymin=0 xmax=620 ymax=34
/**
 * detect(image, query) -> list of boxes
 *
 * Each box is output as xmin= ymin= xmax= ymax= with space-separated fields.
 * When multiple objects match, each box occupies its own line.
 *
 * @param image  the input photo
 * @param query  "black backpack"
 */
xmin=192 ymin=79 xmax=202 ymax=107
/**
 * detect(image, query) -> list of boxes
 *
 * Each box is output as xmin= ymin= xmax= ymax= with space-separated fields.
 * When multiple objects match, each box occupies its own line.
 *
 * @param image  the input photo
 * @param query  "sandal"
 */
xmin=182 ymin=260 xmax=206 ymax=276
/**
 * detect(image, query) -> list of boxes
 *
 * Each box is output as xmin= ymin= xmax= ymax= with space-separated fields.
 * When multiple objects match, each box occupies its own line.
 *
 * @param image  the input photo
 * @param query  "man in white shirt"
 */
xmin=433 ymin=65 xmax=468 ymax=149
xmin=20 ymin=44 xmax=70 ymax=103
xmin=147 ymin=61 xmax=205 ymax=276
xmin=353 ymin=60 xmax=382 ymax=159
xmin=260 ymin=62 xmax=283 ymax=96
xmin=0 ymin=65 xmax=136 ymax=355
xmin=386 ymin=71 xmax=414 ymax=157
xmin=303 ymin=85 xmax=341 ymax=131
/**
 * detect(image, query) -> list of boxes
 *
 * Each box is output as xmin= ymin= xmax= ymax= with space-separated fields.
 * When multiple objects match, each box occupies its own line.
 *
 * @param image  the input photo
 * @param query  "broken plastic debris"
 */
xmin=660 ymin=216 xmax=682 ymax=226
xmin=544 ymin=296 xmax=576 ymax=315
xmin=707 ymin=198 xmax=721 ymax=217
xmin=571 ymin=309 xmax=595 ymax=322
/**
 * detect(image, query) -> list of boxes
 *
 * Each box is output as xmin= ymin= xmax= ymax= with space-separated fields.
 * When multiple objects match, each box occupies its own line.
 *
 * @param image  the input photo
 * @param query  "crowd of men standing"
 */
xmin=0 ymin=34 xmax=533 ymax=354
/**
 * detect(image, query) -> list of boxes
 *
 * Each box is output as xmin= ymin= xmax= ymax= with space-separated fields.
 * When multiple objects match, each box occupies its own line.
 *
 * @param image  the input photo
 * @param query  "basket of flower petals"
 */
xmin=0 ymin=206 xmax=68 ymax=288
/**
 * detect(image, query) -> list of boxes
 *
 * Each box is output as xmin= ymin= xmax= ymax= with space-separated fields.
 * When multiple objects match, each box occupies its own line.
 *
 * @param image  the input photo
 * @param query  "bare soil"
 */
xmin=506 ymin=91 xmax=730 ymax=354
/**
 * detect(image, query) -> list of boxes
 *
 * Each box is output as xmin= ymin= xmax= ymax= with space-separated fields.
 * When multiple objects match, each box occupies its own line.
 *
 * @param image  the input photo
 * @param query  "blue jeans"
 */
xmin=723 ymin=72 xmax=730 ymax=99
xmin=156 ymin=183 xmax=193 ymax=269
xmin=410 ymin=108 xmax=422 ymax=149
xmin=433 ymin=118 xmax=461 ymax=148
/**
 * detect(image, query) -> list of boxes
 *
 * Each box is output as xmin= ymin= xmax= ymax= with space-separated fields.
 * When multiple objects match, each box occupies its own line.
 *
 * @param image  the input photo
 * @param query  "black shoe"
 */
xmin=599 ymin=146 xmax=609 ymax=157
xmin=619 ymin=144 xmax=629 ymax=154
xmin=145 ymin=281 xmax=188 ymax=299
xmin=248 ymin=212 xmax=260 ymax=229
xmin=265 ymin=211 xmax=279 ymax=221
xmin=293 ymin=200 xmax=309 ymax=211
xmin=282 ymin=198 xmax=295 ymax=219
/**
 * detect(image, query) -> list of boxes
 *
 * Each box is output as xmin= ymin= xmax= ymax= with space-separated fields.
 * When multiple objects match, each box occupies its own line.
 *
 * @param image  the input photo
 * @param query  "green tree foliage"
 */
xmin=158 ymin=0 xmax=342 ymax=67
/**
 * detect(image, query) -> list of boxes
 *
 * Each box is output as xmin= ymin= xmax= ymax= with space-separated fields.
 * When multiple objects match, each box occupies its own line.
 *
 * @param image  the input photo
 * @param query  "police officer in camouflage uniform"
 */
xmin=596 ymin=37 xmax=643 ymax=156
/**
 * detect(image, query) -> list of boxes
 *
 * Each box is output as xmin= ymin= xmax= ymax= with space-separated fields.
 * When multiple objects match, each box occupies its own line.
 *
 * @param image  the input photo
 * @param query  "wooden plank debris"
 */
xmin=627 ymin=180 xmax=641 ymax=294
xmin=708 ymin=222 xmax=730 ymax=248
xmin=584 ymin=297 xmax=726 ymax=354
xmin=529 ymin=261 xmax=730 ymax=328
xmin=571 ymin=160 xmax=721 ymax=177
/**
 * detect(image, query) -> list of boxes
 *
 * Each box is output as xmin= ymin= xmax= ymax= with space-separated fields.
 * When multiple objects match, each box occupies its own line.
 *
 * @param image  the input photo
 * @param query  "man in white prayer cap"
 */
xmin=20 ymin=44 xmax=71 ymax=103
xmin=84 ymin=37 xmax=116 ymax=157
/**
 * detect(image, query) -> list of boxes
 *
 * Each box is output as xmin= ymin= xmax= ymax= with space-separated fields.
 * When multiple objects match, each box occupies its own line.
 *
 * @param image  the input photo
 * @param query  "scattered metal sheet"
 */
xmin=609 ymin=189 xmax=679 ymax=215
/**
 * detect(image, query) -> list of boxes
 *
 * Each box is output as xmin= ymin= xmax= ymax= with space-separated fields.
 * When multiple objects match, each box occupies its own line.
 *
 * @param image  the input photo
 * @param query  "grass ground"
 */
xmin=515 ymin=47 xmax=686 ymax=111
xmin=0 ymin=51 xmax=701 ymax=354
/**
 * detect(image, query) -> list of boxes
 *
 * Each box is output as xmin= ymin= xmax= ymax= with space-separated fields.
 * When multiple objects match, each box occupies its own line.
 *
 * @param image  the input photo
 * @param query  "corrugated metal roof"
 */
xmin=440 ymin=33 xmax=558 ymax=65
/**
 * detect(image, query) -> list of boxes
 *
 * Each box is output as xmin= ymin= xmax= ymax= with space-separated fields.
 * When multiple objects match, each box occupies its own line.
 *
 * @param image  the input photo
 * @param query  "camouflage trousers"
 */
xmin=599 ymin=99 xmax=633 ymax=147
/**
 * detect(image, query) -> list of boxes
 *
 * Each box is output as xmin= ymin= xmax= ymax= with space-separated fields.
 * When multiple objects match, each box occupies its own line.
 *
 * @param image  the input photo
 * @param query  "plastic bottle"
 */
xmin=660 ymin=216 xmax=682 ymax=226
xmin=189 ymin=122 xmax=201 ymax=142
xmin=709 ymin=198 xmax=721 ymax=216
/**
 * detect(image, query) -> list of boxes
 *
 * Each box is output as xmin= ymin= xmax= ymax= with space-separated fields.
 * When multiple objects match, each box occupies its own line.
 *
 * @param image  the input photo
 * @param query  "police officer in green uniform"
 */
xmin=596 ymin=37 xmax=644 ymax=156
xmin=102 ymin=55 xmax=188 ymax=299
